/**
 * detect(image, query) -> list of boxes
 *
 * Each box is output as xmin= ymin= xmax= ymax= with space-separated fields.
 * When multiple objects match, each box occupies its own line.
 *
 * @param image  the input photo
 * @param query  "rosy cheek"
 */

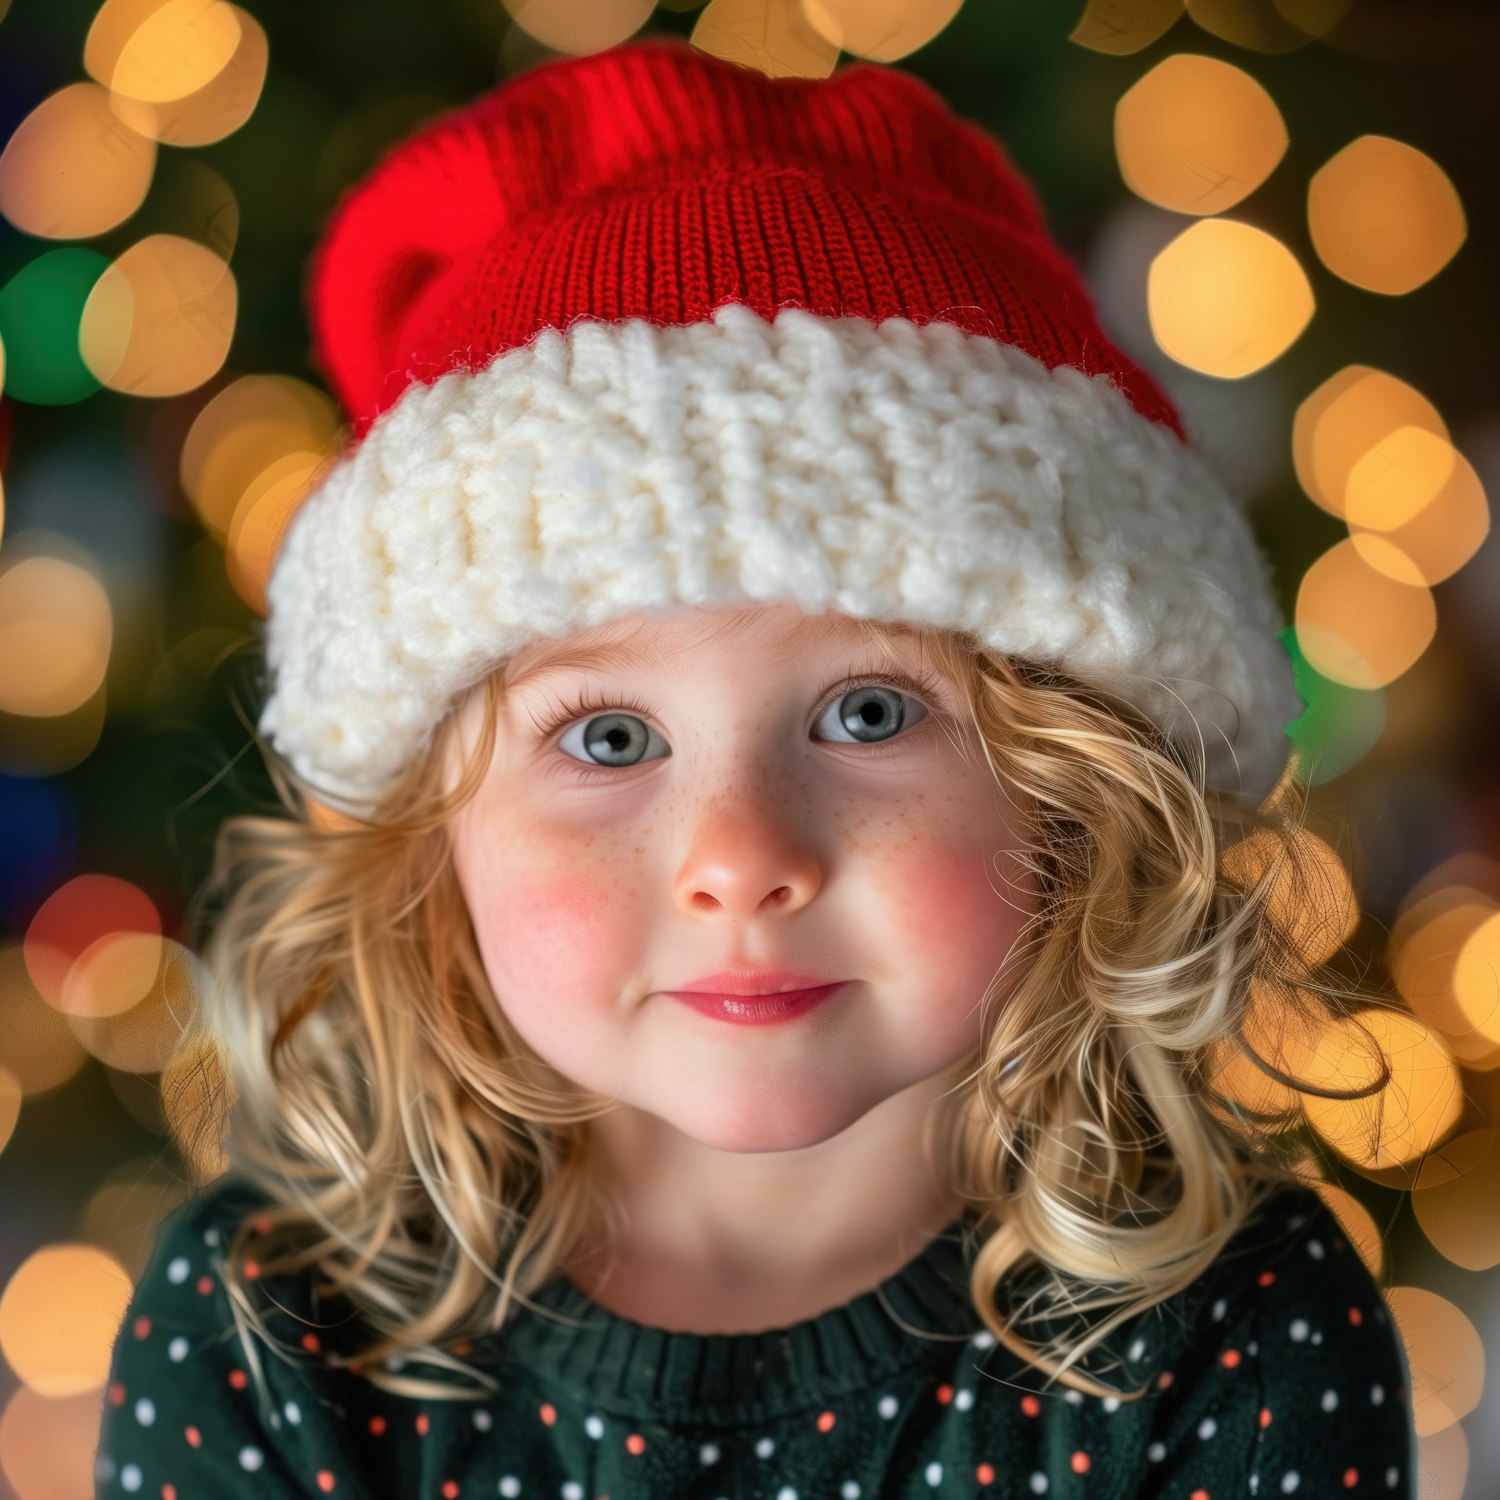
xmin=493 ymin=875 xmax=626 ymax=987
xmin=890 ymin=843 xmax=1021 ymax=960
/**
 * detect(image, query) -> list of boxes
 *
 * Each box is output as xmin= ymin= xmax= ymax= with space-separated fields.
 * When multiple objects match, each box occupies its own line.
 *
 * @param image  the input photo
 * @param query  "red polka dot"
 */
xmin=1343 ymin=1469 xmax=1359 ymax=1488
xmin=1259 ymin=1407 xmax=1273 ymax=1428
xmin=367 ymin=1415 xmax=386 ymax=1436
xmin=1190 ymin=1490 xmax=1210 ymax=1500
xmin=1020 ymin=1395 xmax=1041 ymax=1417
xmin=1070 ymin=1451 xmax=1091 ymax=1475
xmin=1156 ymin=1371 xmax=1175 ymax=1390
xmin=184 ymin=1426 xmax=201 ymax=1448
xmin=1333 ymin=1236 xmax=1347 ymax=1252
xmin=318 ymin=1474 xmax=337 ymax=1494
xmin=1257 ymin=1270 xmax=1276 ymax=1287
xmin=243 ymin=1262 xmax=260 ymax=1281
xmin=415 ymin=1413 xmax=430 ymax=1436
xmin=162 ymin=1485 xmax=176 ymax=1500
xmin=1349 ymin=1307 xmax=1364 ymax=1326
xmin=440 ymin=1483 xmax=458 ymax=1498
xmin=196 ymin=1275 xmax=214 ymax=1296
xmin=976 ymin=1463 xmax=995 ymax=1484
xmin=132 ymin=1316 xmax=151 ymax=1340
xmin=625 ymin=1433 xmax=645 ymax=1455
xmin=936 ymin=1383 xmax=954 ymax=1405
xmin=816 ymin=1411 xmax=835 ymax=1432
xmin=301 ymin=1332 xmax=322 ymax=1353
xmin=107 ymin=1383 xmax=126 ymax=1407
xmin=348 ymin=1362 xmax=364 ymax=1376
xmin=450 ymin=1339 xmax=472 ymax=1356
xmin=1220 ymin=1348 xmax=1242 ymax=1368
xmin=539 ymin=1404 xmax=557 ymax=1427
xmin=253 ymin=1216 xmax=273 ymax=1234
xmin=228 ymin=1370 xmax=248 ymax=1390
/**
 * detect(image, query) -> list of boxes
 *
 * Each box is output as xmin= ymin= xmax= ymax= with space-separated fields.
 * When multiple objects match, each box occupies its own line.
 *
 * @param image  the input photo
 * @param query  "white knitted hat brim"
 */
xmin=258 ymin=303 xmax=1303 ymax=814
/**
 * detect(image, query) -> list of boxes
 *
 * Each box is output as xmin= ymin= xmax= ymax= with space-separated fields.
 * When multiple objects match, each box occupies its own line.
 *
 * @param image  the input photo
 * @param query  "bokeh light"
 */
xmin=1295 ymin=536 xmax=1437 ymax=690
xmin=0 ymin=81 xmax=156 ymax=239
xmin=800 ymin=0 xmax=964 ymax=62
xmin=1386 ymin=1284 xmax=1485 ymax=1435
xmin=0 ymin=549 xmax=113 ymax=717
xmin=0 ymin=1242 xmax=132 ymax=1397
xmin=1147 ymin=219 xmax=1314 ymax=377
xmin=1070 ymin=0 xmax=1183 ymax=56
xmin=1310 ymin=135 xmax=1467 ymax=296
xmin=0 ymin=249 xmax=110 ymax=406
xmin=107 ymin=4 xmax=269 ymax=146
xmin=1115 ymin=54 xmax=1286 ymax=216
xmin=79 ymin=233 xmax=238 ymax=397
xmin=500 ymin=0 xmax=654 ymax=55
xmin=85 ymin=0 xmax=242 ymax=104
xmin=690 ymin=0 xmax=841 ymax=77
xmin=0 ymin=943 xmax=89 ymax=1097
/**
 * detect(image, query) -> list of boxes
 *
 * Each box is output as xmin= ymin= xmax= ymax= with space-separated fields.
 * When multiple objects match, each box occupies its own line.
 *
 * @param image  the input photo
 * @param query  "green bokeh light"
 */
xmin=0 ymin=248 xmax=111 ymax=406
xmin=1278 ymin=624 xmax=1387 ymax=786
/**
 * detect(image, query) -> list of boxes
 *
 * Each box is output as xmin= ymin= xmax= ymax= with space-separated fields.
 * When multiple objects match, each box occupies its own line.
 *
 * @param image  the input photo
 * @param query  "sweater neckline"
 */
xmin=493 ymin=1214 xmax=987 ymax=1420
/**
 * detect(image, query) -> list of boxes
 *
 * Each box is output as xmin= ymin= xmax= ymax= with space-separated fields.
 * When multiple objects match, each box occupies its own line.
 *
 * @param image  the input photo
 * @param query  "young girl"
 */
xmin=96 ymin=36 xmax=1417 ymax=1500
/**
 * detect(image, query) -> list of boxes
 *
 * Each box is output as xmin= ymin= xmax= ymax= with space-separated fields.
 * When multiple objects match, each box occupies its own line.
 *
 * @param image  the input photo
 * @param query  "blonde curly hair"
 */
xmin=166 ymin=612 xmax=1394 ymax=1406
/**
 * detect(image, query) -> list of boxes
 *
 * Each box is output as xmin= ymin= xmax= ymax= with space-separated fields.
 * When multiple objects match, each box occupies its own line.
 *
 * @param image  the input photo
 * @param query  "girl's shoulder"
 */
xmin=95 ymin=1173 xmax=353 ymax=1498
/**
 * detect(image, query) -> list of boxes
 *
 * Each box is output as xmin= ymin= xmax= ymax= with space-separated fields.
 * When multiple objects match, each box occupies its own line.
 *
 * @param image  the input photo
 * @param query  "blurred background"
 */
xmin=0 ymin=0 xmax=1495 ymax=1495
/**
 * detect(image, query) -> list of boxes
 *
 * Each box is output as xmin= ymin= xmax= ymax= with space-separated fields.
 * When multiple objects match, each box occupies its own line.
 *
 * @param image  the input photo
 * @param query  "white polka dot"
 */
xmin=954 ymin=1388 xmax=974 ymax=1411
xmin=166 ymin=1255 xmax=190 ymax=1284
xmin=1250 ymin=1475 xmax=1260 ymax=1496
xmin=121 ymin=1464 xmax=142 ymax=1493
xmin=1280 ymin=1472 xmax=1300 ymax=1493
xmin=1386 ymin=1468 xmax=1399 ymax=1488
xmin=384 ymin=1355 xmax=405 ymax=1371
xmin=1371 ymin=1384 xmax=1385 ymax=1405
xmin=1198 ymin=1416 xmax=1217 ymax=1439
xmin=755 ymin=1436 xmax=775 ymax=1458
xmin=774 ymin=1489 xmax=797 ymax=1500
xmin=562 ymin=1484 xmax=583 ymax=1500
xmin=1212 ymin=1297 xmax=1227 ymax=1322
xmin=134 ymin=1397 xmax=155 ymax=1426
xmin=94 ymin=1455 xmax=117 ymax=1483
xmin=1289 ymin=1318 xmax=1310 ymax=1342
xmin=1288 ymin=1214 xmax=1307 ymax=1229
xmin=877 ymin=1394 xmax=898 ymax=1419
xmin=1147 ymin=1442 xmax=1166 ymax=1462
xmin=284 ymin=1400 xmax=301 ymax=1425
xmin=268 ymin=1411 xmax=281 ymax=1430
xmin=203 ymin=1228 xmax=220 ymax=1246
xmin=584 ymin=1414 xmax=603 ymax=1439
xmin=1321 ymin=1389 xmax=1338 ymax=1412
xmin=1029 ymin=1475 xmax=1049 ymax=1494
xmin=1247 ymin=1339 xmax=1259 ymax=1356
xmin=925 ymin=1462 xmax=943 ymax=1486
xmin=499 ymin=1479 xmax=520 ymax=1498
xmin=971 ymin=1329 xmax=996 ymax=1349
xmin=1311 ymin=1331 xmax=1323 ymax=1345
xmin=1102 ymin=1396 xmax=1120 ymax=1413
xmin=841 ymin=1483 xmax=861 ymax=1499
xmin=472 ymin=1409 xmax=492 ymax=1431
xmin=168 ymin=1335 xmax=189 ymax=1362
xmin=1128 ymin=1337 xmax=1147 ymax=1361
xmin=1063 ymin=1388 xmax=1084 ymax=1405
xmin=1307 ymin=1238 xmax=1325 ymax=1260
xmin=699 ymin=1444 xmax=719 ymax=1465
xmin=239 ymin=1446 xmax=264 ymax=1472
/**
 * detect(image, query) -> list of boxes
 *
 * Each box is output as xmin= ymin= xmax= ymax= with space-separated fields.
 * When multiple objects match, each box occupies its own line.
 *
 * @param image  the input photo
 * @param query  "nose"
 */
xmin=673 ymin=804 xmax=824 ymax=918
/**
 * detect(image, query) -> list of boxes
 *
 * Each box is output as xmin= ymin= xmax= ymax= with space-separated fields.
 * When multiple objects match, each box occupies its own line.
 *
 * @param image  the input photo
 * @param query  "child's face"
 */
xmin=446 ymin=602 xmax=1038 ymax=1155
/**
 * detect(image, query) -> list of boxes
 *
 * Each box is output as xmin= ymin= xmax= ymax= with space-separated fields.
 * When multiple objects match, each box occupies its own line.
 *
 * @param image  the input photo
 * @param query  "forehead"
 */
xmin=500 ymin=604 xmax=928 ymax=689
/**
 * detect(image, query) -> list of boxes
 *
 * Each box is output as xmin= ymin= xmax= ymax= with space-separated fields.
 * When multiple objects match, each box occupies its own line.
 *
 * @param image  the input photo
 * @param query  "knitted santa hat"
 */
xmin=258 ymin=35 xmax=1305 ymax=816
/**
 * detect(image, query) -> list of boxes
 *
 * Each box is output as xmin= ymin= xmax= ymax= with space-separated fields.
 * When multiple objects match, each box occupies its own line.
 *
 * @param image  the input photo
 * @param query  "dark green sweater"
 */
xmin=96 ymin=1177 xmax=1416 ymax=1498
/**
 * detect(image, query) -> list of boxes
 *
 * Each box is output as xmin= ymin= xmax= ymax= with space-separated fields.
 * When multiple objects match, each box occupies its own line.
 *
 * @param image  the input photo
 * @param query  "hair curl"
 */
xmin=168 ymin=613 xmax=1400 ymax=1406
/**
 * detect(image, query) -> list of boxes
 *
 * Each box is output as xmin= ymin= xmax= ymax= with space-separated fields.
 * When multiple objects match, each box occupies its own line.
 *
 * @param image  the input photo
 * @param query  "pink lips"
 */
xmin=666 ymin=979 xmax=849 ymax=1027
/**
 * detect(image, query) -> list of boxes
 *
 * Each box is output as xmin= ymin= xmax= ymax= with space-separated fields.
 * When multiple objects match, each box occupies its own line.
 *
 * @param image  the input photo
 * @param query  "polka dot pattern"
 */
xmin=94 ymin=1180 xmax=1416 ymax=1498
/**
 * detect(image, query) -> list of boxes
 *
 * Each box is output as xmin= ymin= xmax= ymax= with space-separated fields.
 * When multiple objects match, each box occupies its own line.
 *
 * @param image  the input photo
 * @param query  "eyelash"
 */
xmin=528 ymin=668 xmax=949 ymax=782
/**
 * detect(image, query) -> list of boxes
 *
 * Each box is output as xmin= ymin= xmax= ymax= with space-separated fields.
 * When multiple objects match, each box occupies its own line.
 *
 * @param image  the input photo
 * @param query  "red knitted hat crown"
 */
xmin=258 ymin=37 xmax=1303 ymax=814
